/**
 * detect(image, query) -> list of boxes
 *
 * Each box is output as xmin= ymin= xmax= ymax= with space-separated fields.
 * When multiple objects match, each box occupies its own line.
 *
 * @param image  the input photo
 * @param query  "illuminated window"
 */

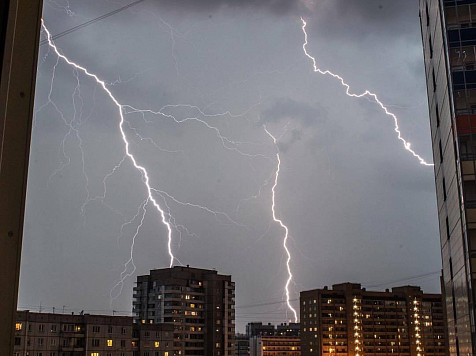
xmin=15 ymin=323 xmax=22 ymax=331
xmin=107 ymin=340 xmax=113 ymax=347
xmin=155 ymin=341 xmax=160 ymax=348
xmin=165 ymin=353 xmax=169 ymax=356
xmin=91 ymin=353 xmax=99 ymax=356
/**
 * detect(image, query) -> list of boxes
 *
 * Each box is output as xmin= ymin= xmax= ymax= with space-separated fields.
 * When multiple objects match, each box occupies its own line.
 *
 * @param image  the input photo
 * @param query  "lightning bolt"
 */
xmin=42 ymin=21 xmax=176 ymax=268
xmin=264 ymin=125 xmax=298 ymax=323
xmin=301 ymin=18 xmax=433 ymax=167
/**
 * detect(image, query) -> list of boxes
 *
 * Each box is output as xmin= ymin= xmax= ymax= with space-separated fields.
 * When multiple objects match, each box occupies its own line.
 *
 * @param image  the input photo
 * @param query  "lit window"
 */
xmin=15 ymin=323 xmax=22 ymax=331
xmin=107 ymin=340 xmax=113 ymax=347
xmin=155 ymin=341 xmax=160 ymax=348
xmin=91 ymin=353 xmax=99 ymax=356
xmin=165 ymin=353 xmax=169 ymax=356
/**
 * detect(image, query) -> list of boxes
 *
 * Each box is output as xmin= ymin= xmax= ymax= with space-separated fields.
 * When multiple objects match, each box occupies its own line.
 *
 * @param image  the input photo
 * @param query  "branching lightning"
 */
xmin=300 ymin=18 xmax=433 ymax=167
xmin=264 ymin=125 xmax=298 ymax=323
xmin=42 ymin=21 xmax=176 ymax=268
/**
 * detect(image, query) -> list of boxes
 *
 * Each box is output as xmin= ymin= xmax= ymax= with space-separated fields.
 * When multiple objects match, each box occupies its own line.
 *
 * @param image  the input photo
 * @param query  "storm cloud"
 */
xmin=20 ymin=0 xmax=440 ymax=332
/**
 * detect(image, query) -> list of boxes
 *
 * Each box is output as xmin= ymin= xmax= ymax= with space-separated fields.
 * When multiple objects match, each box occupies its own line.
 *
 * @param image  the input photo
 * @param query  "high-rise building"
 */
xmin=419 ymin=1 xmax=476 ymax=355
xmin=249 ymin=335 xmax=301 ymax=356
xmin=300 ymin=283 xmax=447 ymax=356
xmin=133 ymin=266 xmax=236 ymax=356
xmin=13 ymin=310 xmax=174 ymax=355
xmin=235 ymin=333 xmax=250 ymax=356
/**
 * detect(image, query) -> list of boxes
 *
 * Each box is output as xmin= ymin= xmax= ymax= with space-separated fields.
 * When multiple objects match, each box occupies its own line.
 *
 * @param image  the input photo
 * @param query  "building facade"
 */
xmin=235 ymin=334 xmax=250 ymax=356
xmin=246 ymin=323 xmax=275 ymax=338
xmin=133 ymin=266 xmax=235 ymax=356
xmin=249 ymin=336 xmax=300 ymax=356
xmin=300 ymin=283 xmax=447 ymax=356
xmin=420 ymin=1 xmax=476 ymax=355
xmin=276 ymin=324 xmax=300 ymax=337
xmin=13 ymin=310 xmax=174 ymax=356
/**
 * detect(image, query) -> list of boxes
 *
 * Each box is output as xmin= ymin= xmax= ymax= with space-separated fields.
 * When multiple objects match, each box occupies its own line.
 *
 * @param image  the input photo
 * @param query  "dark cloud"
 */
xmin=308 ymin=0 xmax=419 ymax=40
xmin=152 ymin=0 xmax=305 ymax=15
xmin=260 ymin=97 xmax=327 ymax=127
xmin=277 ymin=129 xmax=302 ymax=153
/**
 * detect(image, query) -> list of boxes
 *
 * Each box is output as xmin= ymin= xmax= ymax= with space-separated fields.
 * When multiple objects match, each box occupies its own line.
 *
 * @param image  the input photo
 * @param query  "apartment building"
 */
xmin=419 ymin=0 xmax=476 ymax=354
xmin=133 ymin=266 xmax=235 ymax=356
xmin=249 ymin=335 xmax=300 ymax=356
xmin=300 ymin=283 xmax=447 ymax=356
xmin=13 ymin=310 xmax=174 ymax=356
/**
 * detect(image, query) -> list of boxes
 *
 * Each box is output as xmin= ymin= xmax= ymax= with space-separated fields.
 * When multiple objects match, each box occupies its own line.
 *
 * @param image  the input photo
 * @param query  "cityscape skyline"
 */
xmin=18 ymin=0 xmax=439 ymax=335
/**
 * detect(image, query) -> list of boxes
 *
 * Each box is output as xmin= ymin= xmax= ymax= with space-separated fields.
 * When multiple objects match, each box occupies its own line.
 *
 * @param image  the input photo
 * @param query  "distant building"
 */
xmin=276 ymin=323 xmax=300 ymax=337
xmin=13 ymin=310 xmax=174 ymax=355
xmin=300 ymin=283 xmax=447 ymax=356
xmin=133 ymin=265 xmax=235 ymax=356
xmin=235 ymin=333 xmax=250 ymax=356
xmin=249 ymin=335 xmax=300 ymax=356
xmin=246 ymin=322 xmax=275 ymax=337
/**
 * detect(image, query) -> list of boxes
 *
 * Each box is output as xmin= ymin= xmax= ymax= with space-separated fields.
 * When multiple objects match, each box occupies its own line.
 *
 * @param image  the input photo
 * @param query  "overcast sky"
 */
xmin=19 ymin=0 xmax=439 ymax=331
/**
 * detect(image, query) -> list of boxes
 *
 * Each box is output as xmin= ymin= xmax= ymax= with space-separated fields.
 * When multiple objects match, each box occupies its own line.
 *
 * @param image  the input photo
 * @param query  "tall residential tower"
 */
xmin=420 ymin=1 xmax=476 ymax=355
xmin=133 ymin=266 xmax=236 ymax=356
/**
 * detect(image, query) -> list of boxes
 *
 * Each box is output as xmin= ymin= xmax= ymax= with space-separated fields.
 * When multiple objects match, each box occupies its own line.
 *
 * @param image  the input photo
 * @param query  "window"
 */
xmin=51 ymin=325 xmax=57 ymax=332
xmin=426 ymin=1 xmax=430 ymax=26
xmin=14 ymin=337 xmax=21 ymax=346
xmin=91 ymin=353 xmax=99 ymax=356
xmin=443 ymin=178 xmax=447 ymax=201
xmin=121 ymin=340 xmax=126 ymax=347
xmin=92 ymin=339 xmax=100 ymax=347
xmin=38 ymin=324 xmax=45 ymax=332
xmin=439 ymin=140 xmax=443 ymax=163
xmin=107 ymin=339 xmax=113 ymax=347
xmin=446 ymin=217 xmax=450 ymax=240
xmin=15 ymin=323 xmax=22 ymax=331
xmin=429 ymin=33 xmax=433 ymax=59
xmin=145 ymin=331 xmax=150 ymax=338
xmin=121 ymin=327 xmax=127 ymax=334
xmin=51 ymin=339 xmax=57 ymax=346
xmin=436 ymin=103 xmax=440 ymax=127
xmin=38 ymin=338 xmax=44 ymax=346
xmin=108 ymin=326 xmax=113 ymax=334
xmin=92 ymin=326 xmax=100 ymax=333
xmin=155 ymin=341 xmax=160 ymax=348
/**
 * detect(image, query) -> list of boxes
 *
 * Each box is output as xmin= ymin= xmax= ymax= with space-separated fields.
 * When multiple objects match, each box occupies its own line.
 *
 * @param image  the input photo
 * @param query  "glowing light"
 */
xmin=42 ymin=21 xmax=176 ymax=267
xmin=300 ymin=18 xmax=433 ymax=167
xmin=264 ymin=126 xmax=298 ymax=322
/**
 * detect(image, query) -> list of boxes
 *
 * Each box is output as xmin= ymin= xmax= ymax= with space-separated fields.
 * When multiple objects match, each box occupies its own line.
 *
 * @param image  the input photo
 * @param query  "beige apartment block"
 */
xmin=13 ymin=310 xmax=174 ymax=356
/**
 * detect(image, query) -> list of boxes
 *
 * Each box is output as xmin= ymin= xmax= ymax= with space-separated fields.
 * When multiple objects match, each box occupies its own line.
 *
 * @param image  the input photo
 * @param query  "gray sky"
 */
xmin=20 ymin=0 xmax=440 ymax=331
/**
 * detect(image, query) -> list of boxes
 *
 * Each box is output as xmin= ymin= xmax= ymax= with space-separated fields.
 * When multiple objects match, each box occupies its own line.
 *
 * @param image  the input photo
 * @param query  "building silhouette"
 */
xmin=133 ymin=266 xmax=235 ymax=356
xmin=300 ymin=283 xmax=447 ymax=356
xmin=419 ymin=1 xmax=476 ymax=355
